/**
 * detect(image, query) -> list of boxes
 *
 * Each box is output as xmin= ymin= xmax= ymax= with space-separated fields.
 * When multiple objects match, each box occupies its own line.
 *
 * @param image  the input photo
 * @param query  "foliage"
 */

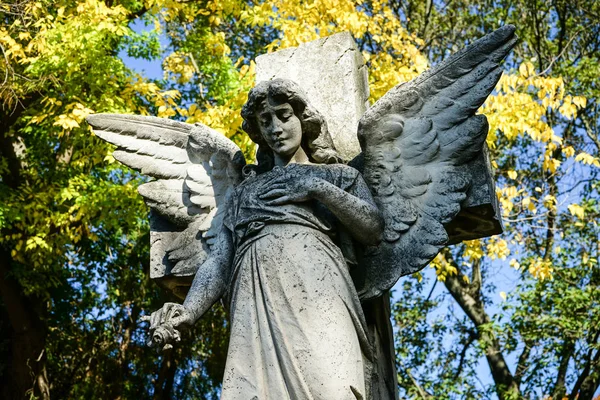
xmin=385 ymin=0 xmax=600 ymax=399
xmin=0 ymin=0 xmax=232 ymax=397
xmin=1 ymin=0 xmax=599 ymax=399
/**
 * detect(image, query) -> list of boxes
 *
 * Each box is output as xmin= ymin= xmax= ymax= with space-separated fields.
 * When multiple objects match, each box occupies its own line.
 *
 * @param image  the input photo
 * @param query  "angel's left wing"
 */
xmin=356 ymin=25 xmax=517 ymax=300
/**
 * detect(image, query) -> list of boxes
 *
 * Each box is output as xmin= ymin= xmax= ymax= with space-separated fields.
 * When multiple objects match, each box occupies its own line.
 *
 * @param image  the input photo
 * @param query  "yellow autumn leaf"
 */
xmin=521 ymin=196 xmax=536 ymax=213
xmin=509 ymin=259 xmax=521 ymax=270
xmin=575 ymin=152 xmax=600 ymax=167
xmin=562 ymin=146 xmax=575 ymax=157
xmin=543 ymin=155 xmax=561 ymax=173
xmin=572 ymin=96 xmax=587 ymax=108
xmin=529 ymin=258 xmax=554 ymax=280
xmin=559 ymin=100 xmax=577 ymax=119
xmin=518 ymin=61 xmax=535 ymax=78
xmin=543 ymin=194 xmax=557 ymax=210
xmin=53 ymin=115 xmax=80 ymax=129
xmin=487 ymin=238 xmax=510 ymax=260
xmin=554 ymin=246 xmax=562 ymax=254
xmin=463 ymin=239 xmax=484 ymax=262
xmin=567 ymin=204 xmax=585 ymax=220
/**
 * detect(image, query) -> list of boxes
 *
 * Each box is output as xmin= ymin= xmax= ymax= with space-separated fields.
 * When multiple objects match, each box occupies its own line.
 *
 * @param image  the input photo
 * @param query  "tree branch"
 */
xmin=515 ymin=340 xmax=533 ymax=386
xmin=551 ymin=339 xmax=574 ymax=399
xmin=453 ymin=329 xmax=477 ymax=381
xmin=0 ymin=248 xmax=49 ymax=399
xmin=401 ymin=367 xmax=434 ymax=399
xmin=0 ymin=94 xmax=38 ymax=188
xmin=571 ymin=330 xmax=600 ymax=400
xmin=581 ymin=111 xmax=600 ymax=153
xmin=443 ymin=254 xmax=520 ymax=400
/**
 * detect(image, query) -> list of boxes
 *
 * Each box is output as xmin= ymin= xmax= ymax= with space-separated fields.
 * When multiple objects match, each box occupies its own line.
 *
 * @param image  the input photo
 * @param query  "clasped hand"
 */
xmin=259 ymin=175 xmax=325 ymax=205
xmin=141 ymin=303 xmax=194 ymax=350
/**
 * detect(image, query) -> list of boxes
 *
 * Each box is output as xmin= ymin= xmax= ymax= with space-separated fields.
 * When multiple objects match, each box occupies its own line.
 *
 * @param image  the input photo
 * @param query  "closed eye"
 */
xmin=278 ymin=111 xmax=293 ymax=121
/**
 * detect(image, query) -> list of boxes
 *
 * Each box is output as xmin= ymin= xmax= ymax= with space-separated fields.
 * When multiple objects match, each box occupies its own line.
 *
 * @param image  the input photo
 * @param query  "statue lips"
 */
xmin=273 ymin=136 xmax=290 ymax=149
xmin=269 ymin=133 xmax=299 ymax=156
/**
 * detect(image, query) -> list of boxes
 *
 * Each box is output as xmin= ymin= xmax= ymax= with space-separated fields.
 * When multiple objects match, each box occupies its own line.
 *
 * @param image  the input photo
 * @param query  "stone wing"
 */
xmin=356 ymin=26 xmax=517 ymax=300
xmin=87 ymin=114 xmax=245 ymax=297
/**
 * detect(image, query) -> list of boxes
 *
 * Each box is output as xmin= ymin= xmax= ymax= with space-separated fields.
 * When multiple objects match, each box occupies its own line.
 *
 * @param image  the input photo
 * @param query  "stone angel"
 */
xmin=87 ymin=25 xmax=516 ymax=400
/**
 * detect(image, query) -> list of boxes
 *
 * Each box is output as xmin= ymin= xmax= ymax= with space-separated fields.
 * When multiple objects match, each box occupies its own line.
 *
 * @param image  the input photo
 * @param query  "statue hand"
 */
xmin=259 ymin=175 xmax=325 ymax=205
xmin=141 ymin=303 xmax=194 ymax=350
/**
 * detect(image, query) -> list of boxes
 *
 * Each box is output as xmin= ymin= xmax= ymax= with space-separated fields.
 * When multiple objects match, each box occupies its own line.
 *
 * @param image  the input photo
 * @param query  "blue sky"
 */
xmin=119 ymin=19 xmax=165 ymax=80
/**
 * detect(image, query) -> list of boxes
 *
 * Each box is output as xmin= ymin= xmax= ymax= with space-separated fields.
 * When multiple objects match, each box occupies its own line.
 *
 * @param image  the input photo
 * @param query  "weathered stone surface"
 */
xmin=86 ymin=113 xmax=244 ymax=299
xmin=256 ymin=32 xmax=368 ymax=160
xmin=445 ymin=145 xmax=503 ymax=245
xmin=148 ymin=212 xmax=195 ymax=300
xmin=256 ymin=32 xmax=502 ymax=247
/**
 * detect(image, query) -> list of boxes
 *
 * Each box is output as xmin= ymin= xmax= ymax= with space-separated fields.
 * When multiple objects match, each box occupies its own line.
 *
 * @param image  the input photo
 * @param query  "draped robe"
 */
xmin=220 ymin=163 xmax=375 ymax=400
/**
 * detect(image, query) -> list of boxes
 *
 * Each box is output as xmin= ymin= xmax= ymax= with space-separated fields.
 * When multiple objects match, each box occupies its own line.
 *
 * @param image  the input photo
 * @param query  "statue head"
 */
xmin=241 ymin=79 xmax=342 ymax=172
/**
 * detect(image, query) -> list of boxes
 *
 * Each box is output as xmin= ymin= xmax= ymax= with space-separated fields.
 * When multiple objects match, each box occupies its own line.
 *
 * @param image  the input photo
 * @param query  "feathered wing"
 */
xmin=87 ymin=114 xmax=245 ymax=297
xmin=356 ymin=25 xmax=517 ymax=300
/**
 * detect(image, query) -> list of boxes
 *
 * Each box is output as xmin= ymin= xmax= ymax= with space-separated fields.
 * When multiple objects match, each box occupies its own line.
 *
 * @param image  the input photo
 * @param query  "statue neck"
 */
xmin=273 ymin=146 xmax=309 ymax=167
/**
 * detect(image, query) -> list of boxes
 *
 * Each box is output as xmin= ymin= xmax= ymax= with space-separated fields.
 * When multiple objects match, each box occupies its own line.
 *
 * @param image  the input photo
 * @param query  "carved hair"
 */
xmin=241 ymin=79 xmax=343 ymax=173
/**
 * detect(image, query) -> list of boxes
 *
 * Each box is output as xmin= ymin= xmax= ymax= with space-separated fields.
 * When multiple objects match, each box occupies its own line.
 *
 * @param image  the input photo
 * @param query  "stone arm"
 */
xmin=182 ymin=225 xmax=234 ymax=323
xmin=311 ymin=177 xmax=383 ymax=246
xmin=145 ymin=226 xmax=233 ymax=348
xmin=260 ymin=173 xmax=384 ymax=246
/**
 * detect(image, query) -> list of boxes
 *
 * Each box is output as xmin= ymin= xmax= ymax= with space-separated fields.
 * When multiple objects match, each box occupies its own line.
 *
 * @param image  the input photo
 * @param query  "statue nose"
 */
xmin=271 ymin=121 xmax=283 ymax=136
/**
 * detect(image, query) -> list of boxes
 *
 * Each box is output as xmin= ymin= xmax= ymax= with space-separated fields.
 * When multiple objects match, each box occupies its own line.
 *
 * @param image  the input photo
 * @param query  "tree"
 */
xmin=1 ymin=0 xmax=598 ymax=398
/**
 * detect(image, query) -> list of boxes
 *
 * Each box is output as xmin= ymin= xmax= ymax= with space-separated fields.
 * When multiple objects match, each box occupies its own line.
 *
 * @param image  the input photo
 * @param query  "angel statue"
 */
xmin=87 ymin=26 xmax=516 ymax=399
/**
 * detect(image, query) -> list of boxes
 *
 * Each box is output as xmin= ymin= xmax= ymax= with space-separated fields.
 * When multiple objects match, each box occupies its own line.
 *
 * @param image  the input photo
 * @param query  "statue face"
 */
xmin=256 ymin=97 xmax=303 ymax=157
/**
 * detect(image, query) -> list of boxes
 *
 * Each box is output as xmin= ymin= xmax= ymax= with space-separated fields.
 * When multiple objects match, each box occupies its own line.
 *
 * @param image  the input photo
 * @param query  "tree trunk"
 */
xmin=0 ymin=252 xmax=49 ymax=399
xmin=443 ymin=256 xmax=520 ymax=400
xmin=153 ymin=351 xmax=176 ymax=400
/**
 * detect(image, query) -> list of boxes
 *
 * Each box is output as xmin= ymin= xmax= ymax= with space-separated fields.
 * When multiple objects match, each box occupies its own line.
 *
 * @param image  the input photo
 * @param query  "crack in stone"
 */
xmin=334 ymin=46 xmax=356 ymax=65
xmin=267 ymin=46 xmax=299 ymax=80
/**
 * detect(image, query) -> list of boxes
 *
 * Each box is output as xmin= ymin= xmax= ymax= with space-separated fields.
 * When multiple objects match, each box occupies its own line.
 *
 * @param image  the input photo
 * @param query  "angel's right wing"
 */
xmin=87 ymin=114 xmax=245 ymax=298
